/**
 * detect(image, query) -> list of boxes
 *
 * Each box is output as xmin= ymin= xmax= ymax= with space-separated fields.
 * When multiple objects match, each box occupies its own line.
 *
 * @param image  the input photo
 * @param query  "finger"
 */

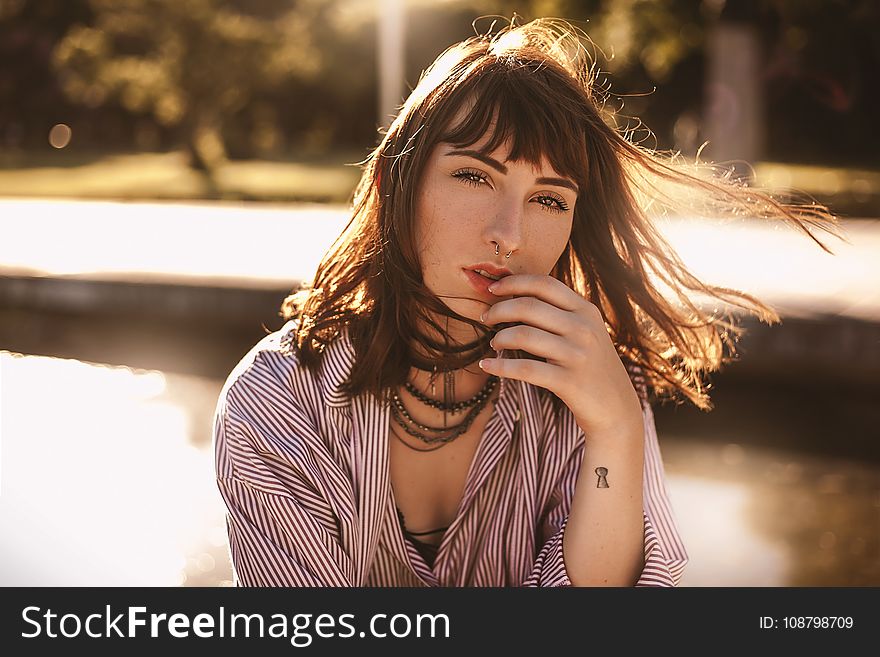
xmin=488 ymin=274 xmax=586 ymax=313
xmin=478 ymin=356 xmax=562 ymax=393
xmin=482 ymin=295 xmax=579 ymax=336
xmin=491 ymin=324 xmax=576 ymax=364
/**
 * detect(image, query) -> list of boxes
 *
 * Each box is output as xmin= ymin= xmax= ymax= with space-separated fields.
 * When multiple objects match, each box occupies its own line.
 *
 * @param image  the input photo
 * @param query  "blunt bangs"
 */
xmin=436 ymin=61 xmax=590 ymax=189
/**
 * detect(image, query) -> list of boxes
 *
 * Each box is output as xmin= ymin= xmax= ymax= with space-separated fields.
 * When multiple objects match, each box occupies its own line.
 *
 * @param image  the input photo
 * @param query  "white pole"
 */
xmin=377 ymin=0 xmax=406 ymax=131
xmin=704 ymin=21 xmax=764 ymax=179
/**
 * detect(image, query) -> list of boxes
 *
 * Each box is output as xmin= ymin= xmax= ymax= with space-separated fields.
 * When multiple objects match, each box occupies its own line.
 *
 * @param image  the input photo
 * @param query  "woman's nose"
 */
xmin=485 ymin=196 xmax=525 ymax=254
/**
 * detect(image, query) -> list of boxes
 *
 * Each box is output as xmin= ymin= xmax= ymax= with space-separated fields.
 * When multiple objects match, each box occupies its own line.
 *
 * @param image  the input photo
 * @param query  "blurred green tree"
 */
xmin=5 ymin=0 xmax=871 ymax=170
xmin=52 ymin=0 xmax=325 ymax=172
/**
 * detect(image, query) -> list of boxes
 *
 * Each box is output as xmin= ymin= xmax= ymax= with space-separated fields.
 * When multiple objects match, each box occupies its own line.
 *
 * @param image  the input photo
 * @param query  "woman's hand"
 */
xmin=478 ymin=274 xmax=644 ymax=439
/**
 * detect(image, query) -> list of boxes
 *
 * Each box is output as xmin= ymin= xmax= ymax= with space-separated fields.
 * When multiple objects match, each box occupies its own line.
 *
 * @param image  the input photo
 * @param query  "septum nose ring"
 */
xmin=493 ymin=243 xmax=512 ymax=259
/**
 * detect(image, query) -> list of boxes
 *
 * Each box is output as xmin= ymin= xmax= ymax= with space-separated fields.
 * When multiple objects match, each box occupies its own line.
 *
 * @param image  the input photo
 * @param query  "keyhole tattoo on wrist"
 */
xmin=595 ymin=467 xmax=609 ymax=488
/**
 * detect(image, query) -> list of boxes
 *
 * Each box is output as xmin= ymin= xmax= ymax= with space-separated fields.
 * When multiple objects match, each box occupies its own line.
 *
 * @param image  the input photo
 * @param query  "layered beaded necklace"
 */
xmin=389 ymin=368 xmax=499 ymax=452
xmin=390 ymin=315 xmax=497 ymax=451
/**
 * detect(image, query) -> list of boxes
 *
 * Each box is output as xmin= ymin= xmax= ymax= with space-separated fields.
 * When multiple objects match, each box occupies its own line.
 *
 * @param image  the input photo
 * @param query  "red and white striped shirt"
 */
xmin=213 ymin=320 xmax=688 ymax=586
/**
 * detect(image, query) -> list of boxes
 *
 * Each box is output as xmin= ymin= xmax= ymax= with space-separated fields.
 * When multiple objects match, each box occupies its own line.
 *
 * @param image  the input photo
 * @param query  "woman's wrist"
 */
xmin=578 ymin=413 xmax=644 ymax=448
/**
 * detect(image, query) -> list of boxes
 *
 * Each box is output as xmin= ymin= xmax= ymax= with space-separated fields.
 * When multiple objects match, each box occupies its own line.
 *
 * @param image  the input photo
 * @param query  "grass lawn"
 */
xmin=753 ymin=162 xmax=880 ymax=219
xmin=0 ymin=150 xmax=366 ymax=204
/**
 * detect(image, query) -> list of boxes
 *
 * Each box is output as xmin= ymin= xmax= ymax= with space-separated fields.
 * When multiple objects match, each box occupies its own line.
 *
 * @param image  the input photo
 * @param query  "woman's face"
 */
xmin=413 ymin=128 xmax=578 ymax=327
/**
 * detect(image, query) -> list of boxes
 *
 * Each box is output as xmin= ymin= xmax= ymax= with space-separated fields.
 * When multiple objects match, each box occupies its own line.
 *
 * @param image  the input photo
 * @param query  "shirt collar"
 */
xmin=320 ymin=323 xmax=357 ymax=408
xmin=278 ymin=318 xmax=355 ymax=408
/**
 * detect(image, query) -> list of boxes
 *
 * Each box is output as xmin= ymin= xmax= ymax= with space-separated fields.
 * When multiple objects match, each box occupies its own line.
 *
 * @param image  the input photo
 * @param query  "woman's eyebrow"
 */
xmin=444 ymin=148 xmax=579 ymax=194
xmin=445 ymin=148 xmax=508 ymax=174
xmin=535 ymin=176 xmax=579 ymax=194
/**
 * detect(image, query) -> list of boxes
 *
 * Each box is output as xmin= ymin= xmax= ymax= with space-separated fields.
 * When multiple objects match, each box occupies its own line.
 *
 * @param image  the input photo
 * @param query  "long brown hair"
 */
xmin=280 ymin=16 xmax=841 ymax=411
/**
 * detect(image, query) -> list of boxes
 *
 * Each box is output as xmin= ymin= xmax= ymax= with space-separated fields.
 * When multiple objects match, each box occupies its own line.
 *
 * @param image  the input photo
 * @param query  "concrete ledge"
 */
xmin=720 ymin=314 xmax=880 ymax=388
xmin=0 ymin=273 xmax=294 ymax=328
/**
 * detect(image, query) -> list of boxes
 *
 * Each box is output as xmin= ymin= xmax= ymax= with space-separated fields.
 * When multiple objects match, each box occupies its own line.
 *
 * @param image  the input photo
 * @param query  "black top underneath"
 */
xmin=395 ymin=506 xmax=448 ymax=569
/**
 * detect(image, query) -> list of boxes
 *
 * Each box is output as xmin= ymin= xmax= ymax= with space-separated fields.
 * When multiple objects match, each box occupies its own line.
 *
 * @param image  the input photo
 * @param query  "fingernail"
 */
xmin=487 ymin=283 xmax=497 ymax=293
xmin=480 ymin=311 xmax=486 ymax=322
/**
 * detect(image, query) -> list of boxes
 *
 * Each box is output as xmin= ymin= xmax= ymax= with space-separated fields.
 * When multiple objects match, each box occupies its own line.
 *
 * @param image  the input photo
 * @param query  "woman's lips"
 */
xmin=463 ymin=268 xmax=499 ymax=296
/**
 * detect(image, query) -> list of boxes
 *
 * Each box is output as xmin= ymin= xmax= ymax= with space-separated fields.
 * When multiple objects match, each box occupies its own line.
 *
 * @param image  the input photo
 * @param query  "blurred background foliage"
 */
xmin=2 ymin=0 xmax=378 ymax=168
xmin=0 ymin=0 xmax=877 ymax=193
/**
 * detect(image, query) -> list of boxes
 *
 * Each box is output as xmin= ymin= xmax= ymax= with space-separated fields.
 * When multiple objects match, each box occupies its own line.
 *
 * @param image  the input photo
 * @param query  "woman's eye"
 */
xmin=535 ymin=194 xmax=570 ymax=213
xmin=452 ymin=169 xmax=571 ymax=214
xmin=452 ymin=169 xmax=487 ymax=187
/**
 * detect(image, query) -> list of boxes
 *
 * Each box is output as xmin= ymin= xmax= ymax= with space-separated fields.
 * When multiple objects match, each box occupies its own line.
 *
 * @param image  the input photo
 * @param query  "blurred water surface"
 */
xmin=1 ymin=351 xmax=876 ymax=586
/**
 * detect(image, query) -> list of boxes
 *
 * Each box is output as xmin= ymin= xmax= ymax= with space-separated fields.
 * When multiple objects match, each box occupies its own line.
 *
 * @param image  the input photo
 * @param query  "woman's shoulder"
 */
xmin=213 ymin=320 xmax=355 ymax=481
xmin=216 ymin=319 xmax=355 ymax=420
xmin=218 ymin=320 xmax=303 ymax=401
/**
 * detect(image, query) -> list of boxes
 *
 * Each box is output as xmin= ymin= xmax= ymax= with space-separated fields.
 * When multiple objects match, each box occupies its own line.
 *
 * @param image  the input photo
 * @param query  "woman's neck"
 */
xmin=406 ymin=361 xmax=489 ymax=403
xmin=406 ymin=314 xmax=494 ymax=402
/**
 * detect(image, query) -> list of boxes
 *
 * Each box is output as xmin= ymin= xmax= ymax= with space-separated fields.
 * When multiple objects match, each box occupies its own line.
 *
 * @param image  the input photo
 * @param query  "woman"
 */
xmin=213 ymin=17 xmax=838 ymax=586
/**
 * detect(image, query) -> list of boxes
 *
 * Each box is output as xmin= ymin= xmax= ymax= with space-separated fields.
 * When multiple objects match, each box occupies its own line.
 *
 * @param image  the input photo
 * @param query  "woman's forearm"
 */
xmin=562 ymin=418 xmax=646 ymax=586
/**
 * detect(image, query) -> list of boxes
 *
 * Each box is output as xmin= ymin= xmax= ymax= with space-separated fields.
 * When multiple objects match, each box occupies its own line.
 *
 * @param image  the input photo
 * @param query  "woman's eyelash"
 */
xmin=538 ymin=194 xmax=570 ymax=212
xmin=451 ymin=169 xmax=571 ymax=213
xmin=452 ymin=169 xmax=487 ymax=187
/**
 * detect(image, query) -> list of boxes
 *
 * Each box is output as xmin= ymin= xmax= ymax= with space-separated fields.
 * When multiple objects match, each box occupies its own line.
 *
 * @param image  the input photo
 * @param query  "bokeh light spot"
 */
xmin=48 ymin=123 xmax=72 ymax=149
